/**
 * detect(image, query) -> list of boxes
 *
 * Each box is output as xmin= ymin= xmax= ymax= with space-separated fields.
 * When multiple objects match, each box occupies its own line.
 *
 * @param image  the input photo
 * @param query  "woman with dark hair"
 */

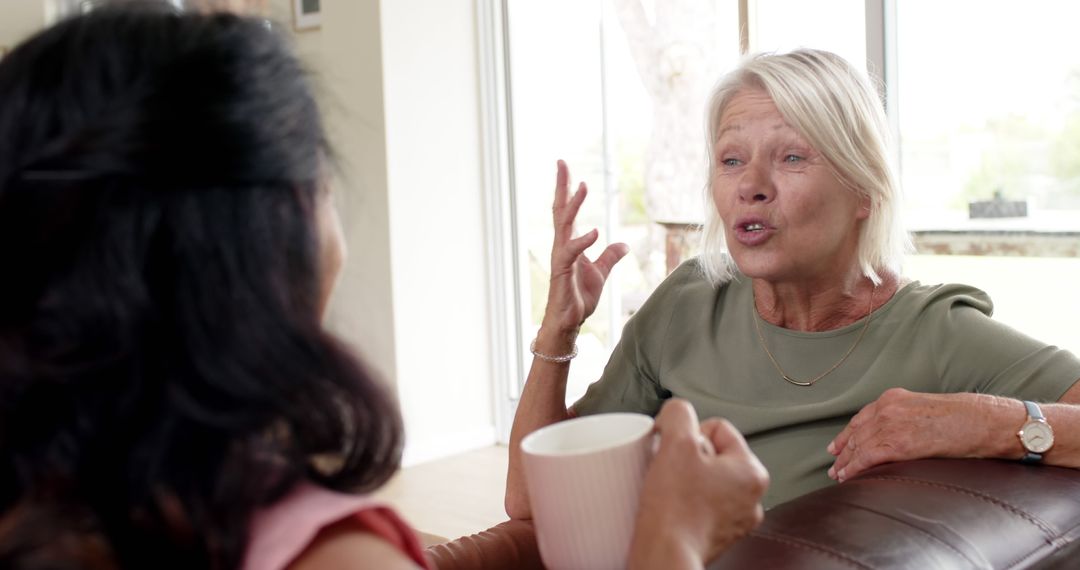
xmin=0 ymin=3 xmax=767 ymax=569
xmin=0 ymin=4 xmax=407 ymax=568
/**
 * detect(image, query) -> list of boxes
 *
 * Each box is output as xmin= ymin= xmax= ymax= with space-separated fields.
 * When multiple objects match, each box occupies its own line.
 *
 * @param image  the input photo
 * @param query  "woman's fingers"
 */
xmin=555 ymin=230 xmax=616 ymax=284
xmin=553 ymin=182 xmax=587 ymax=244
xmin=551 ymin=161 xmax=617 ymax=268
xmin=700 ymin=419 xmax=770 ymax=501
xmin=827 ymin=400 xmax=874 ymax=456
xmin=565 ymin=182 xmax=588 ymax=222
xmin=553 ymin=159 xmax=569 ymax=206
xmin=562 ymin=228 xmax=599 ymax=260
xmin=552 ymin=161 xmax=572 ymax=241
xmin=634 ymin=402 xmax=768 ymax=566
xmin=553 ymin=162 xmax=588 ymax=244
xmin=654 ymin=398 xmax=700 ymax=437
xmin=593 ymin=242 xmax=630 ymax=279
xmin=700 ymin=418 xmax=751 ymax=457
xmin=544 ymin=160 xmax=629 ymax=331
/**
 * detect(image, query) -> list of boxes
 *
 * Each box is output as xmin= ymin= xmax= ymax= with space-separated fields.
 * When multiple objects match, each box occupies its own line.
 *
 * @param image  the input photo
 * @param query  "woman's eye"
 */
xmin=721 ymin=158 xmax=741 ymax=167
xmin=784 ymin=154 xmax=804 ymax=163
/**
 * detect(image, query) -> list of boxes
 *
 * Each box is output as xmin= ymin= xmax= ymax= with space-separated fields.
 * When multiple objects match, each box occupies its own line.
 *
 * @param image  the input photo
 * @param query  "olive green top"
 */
xmin=572 ymin=260 xmax=1080 ymax=508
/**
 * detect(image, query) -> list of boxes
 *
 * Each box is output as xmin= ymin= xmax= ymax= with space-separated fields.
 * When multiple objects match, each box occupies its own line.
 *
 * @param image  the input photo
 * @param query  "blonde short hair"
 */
xmin=698 ymin=49 xmax=911 ymax=285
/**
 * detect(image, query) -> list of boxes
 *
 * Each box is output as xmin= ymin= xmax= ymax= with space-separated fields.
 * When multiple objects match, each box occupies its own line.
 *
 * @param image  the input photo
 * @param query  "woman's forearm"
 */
xmin=828 ymin=383 xmax=1080 ymax=481
xmin=1038 ymin=386 xmax=1080 ymax=468
xmin=506 ymin=159 xmax=629 ymax=519
xmin=504 ymin=325 xmax=578 ymax=520
xmin=982 ymin=383 xmax=1080 ymax=468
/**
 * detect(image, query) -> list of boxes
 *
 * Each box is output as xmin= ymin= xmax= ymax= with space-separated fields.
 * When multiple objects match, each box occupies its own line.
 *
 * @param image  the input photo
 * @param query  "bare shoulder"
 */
xmin=287 ymin=516 xmax=422 ymax=570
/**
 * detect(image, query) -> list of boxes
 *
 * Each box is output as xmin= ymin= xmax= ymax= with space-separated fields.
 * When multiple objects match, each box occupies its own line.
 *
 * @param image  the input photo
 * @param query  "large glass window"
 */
xmin=506 ymin=0 xmax=738 ymax=404
xmin=896 ymin=0 xmax=1080 ymax=353
xmin=749 ymin=0 xmax=865 ymax=67
xmin=897 ymin=1 xmax=1080 ymax=216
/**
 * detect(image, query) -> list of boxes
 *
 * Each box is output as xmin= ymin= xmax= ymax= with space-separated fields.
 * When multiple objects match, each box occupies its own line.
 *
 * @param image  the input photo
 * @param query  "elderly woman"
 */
xmin=506 ymin=48 xmax=1080 ymax=515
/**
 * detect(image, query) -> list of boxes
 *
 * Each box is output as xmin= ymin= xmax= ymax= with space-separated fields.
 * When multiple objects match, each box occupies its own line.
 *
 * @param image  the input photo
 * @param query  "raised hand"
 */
xmin=540 ymin=160 xmax=629 ymax=342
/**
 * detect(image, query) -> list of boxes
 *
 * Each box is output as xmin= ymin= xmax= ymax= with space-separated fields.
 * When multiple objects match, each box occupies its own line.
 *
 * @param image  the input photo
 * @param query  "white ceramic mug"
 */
xmin=520 ymin=413 xmax=654 ymax=570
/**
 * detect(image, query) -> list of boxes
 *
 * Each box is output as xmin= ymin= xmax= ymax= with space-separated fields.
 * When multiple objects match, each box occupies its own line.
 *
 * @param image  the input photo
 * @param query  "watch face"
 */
xmin=1021 ymin=420 xmax=1055 ymax=453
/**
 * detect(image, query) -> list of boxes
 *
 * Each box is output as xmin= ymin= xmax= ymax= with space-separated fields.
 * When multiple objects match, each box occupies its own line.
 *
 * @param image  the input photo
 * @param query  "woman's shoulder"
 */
xmin=626 ymin=257 xmax=742 ymax=331
xmin=891 ymin=279 xmax=995 ymax=317
xmin=243 ymin=482 xmax=428 ymax=570
xmin=637 ymin=258 xmax=724 ymax=310
xmin=287 ymin=516 xmax=422 ymax=570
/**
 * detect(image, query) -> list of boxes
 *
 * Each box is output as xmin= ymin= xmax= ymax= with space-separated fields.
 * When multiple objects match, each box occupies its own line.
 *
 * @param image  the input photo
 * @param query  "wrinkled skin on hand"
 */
xmin=827 ymin=388 xmax=1015 ymax=482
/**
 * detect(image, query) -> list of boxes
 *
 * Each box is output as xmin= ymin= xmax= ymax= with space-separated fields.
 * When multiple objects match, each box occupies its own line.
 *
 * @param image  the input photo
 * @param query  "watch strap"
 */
xmin=1021 ymin=400 xmax=1045 ymax=464
xmin=1021 ymin=450 xmax=1043 ymax=464
xmin=1023 ymin=400 xmax=1046 ymax=421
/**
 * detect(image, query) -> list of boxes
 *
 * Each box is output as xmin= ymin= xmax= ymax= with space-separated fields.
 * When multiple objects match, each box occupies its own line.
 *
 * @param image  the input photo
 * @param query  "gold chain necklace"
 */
xmin=752 ymin=286 xmax=876 ymax=387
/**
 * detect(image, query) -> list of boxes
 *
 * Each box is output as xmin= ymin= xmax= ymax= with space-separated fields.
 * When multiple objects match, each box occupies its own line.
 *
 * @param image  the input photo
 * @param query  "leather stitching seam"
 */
xmin=859 ymin=475 xmax=1056 ymax=536
xmin=749 ymin=529 xmax=872 ymax=569
xmin=830 ymin=497 xmax=977 ymax=566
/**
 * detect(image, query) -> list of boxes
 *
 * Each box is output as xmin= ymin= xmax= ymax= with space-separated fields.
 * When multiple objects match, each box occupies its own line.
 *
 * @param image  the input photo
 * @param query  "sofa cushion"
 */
xmin=709 ymin=458 xmax=1080 ymax=569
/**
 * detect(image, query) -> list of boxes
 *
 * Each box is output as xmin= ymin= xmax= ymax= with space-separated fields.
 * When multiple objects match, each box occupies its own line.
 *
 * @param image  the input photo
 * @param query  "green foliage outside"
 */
xmin=1052 ymin=113 xmax=1080 ymax=195
xmin=963 ymin=66 xmax=1080 ymax=206
xmin=960 ymin=115 xmax=1052 ymax=207
xmin=618 ymin=141 xmax=648 ymax=225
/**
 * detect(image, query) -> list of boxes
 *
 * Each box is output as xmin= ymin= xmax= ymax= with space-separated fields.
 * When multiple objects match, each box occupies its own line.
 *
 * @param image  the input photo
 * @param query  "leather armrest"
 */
xmin=709 ymin=458 xmax=1080 ymax=569
xmin=425 ymin=519 xmax=542 ymax=570
xmin=426 ymin=459 xmax=1080 ymax=569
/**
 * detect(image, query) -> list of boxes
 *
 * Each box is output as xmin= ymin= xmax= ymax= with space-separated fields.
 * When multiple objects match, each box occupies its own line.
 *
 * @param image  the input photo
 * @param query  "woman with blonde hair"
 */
xmin=507 ymin=48 xmax=1080 ymax=515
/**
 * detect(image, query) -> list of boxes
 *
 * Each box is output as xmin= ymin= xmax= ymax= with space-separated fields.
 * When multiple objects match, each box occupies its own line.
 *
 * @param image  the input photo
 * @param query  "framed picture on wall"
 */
xmin=293 ymin=0 xmax=320 ymax=31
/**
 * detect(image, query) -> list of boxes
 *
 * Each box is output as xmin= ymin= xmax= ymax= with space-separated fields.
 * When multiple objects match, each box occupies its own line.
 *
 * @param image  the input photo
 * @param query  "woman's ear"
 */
xmin=856 ymin=194 xmax=872 ymax=221
xmin=316 ymin=190 xmax=347 ymax=320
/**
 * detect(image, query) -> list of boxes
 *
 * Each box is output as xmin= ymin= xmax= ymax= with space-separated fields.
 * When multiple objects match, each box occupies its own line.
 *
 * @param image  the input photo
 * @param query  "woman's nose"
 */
xmin=737 ymin=160 xmax=775 ymax=203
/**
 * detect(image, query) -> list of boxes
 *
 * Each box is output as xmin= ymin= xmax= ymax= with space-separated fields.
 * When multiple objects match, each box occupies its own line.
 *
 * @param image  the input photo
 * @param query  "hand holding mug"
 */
xmin=521 ymin=412 xmax=653 ymax=569
xmin=520 ymin=400 xmax=768 ymax=569
xmin=630 ymin=399 xmax=769 ymax=568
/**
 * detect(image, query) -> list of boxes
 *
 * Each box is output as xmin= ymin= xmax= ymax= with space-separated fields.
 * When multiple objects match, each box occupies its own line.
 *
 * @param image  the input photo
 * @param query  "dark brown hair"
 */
xmin=0 ymin=3 xmax=402 ymax=568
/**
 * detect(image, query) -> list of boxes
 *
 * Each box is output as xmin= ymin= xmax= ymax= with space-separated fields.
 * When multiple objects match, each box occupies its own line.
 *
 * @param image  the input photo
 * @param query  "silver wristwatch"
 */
xmin=1017 ymin=400 xmax=1054 ymax=464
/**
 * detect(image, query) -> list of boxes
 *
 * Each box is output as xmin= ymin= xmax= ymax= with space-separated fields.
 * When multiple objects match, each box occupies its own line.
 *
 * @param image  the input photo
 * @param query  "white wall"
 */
xmin=277 ymin=0 xmax=496 ymax=464
xmin=379 ymin=0 xmax=496 ymax=464
xmin=0 ymin=0 xmax=44 ymax=54
xmin=272 ymin=0 xmax=403 ymax=393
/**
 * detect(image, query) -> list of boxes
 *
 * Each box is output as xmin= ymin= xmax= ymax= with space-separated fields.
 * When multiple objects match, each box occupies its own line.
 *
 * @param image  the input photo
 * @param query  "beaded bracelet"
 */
xmin=530 ymin=338 xmax=578 ymax=363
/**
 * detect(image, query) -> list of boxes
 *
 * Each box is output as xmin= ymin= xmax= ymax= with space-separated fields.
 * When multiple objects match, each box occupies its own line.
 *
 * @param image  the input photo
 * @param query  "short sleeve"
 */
xmin=927 ymin=285 xmax=1080 ymax=401
xmin=243 ymin=482 xmax=430 ymax=570
xmin=571 ymin=262 xmax=700 ymax=417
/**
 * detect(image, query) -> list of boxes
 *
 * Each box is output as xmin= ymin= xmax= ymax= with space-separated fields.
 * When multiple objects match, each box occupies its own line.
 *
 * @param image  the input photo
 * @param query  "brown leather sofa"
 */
xmin=426 ymin=458 xmax=1080 ymax=569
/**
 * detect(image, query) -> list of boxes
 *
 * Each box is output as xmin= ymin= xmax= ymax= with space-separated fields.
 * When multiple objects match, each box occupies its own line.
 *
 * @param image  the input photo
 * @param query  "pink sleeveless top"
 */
xmin=242 ymin=482 xmax=431 ymax=570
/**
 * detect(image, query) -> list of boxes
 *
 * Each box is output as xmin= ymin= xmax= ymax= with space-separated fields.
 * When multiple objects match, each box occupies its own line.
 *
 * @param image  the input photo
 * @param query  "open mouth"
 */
xmin=743 ymin=222 xmax=766 ymax=232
